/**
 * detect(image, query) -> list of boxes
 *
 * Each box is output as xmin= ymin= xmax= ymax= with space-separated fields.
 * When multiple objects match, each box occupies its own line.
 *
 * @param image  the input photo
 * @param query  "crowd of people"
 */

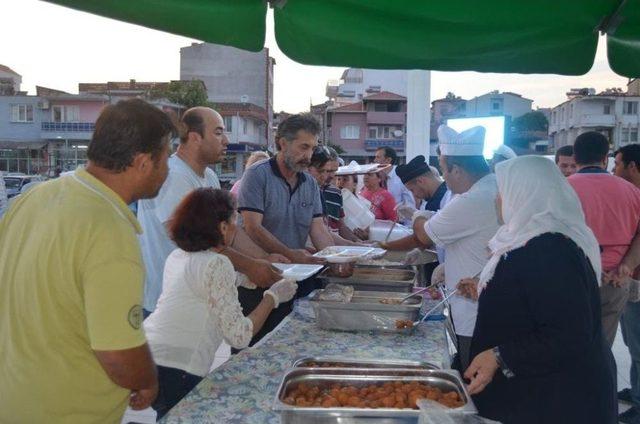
xmin=1 ymin=97 xmax=640 ymax=424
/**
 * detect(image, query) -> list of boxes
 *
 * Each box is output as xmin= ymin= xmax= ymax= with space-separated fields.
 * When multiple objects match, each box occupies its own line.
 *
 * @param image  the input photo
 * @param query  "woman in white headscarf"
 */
xmin=458 ymin=155 xmax=616 ymax=424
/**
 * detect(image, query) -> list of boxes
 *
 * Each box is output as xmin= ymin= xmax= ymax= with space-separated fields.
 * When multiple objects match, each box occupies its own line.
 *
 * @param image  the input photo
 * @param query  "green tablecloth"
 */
xmin=162 ymin=298 xmax=450 ymax=423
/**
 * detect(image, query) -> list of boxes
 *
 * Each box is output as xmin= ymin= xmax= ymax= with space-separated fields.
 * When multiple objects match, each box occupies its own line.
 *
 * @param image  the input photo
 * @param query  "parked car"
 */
xmin=3 ymin=175 xmax=46 ymax=198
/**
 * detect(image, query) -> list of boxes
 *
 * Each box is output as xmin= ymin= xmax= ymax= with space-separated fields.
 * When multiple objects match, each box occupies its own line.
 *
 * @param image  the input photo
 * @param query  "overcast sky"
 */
xmin=2 ymin=1 xmax=630 ymax=113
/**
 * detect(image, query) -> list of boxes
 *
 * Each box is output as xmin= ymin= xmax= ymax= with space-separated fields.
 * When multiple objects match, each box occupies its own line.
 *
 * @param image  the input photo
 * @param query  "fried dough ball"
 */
xmin=284 ymin=382 xmax=463 ymax=410
xmin=395 ymin=319 xmax=414 ymax=329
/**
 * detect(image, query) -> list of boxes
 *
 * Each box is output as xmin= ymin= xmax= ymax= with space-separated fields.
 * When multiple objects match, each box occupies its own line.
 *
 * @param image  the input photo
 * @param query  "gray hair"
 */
xmin=275 ymin=113 xmax=320 ymax=150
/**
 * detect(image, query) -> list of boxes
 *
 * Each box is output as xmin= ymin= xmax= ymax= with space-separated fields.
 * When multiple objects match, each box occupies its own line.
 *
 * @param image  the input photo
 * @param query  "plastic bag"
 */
xmin=397 ymin=201 xmax=418 ymax=221
xmin=418 ymin=399 xmax=501 ymax=424
xmin=316 ymin=283 xmax=354 ymax=303
xmin=431 ymin=263 xmax=445 ymax=286
xmin=404 ymin=248 xmax=436 ymax=266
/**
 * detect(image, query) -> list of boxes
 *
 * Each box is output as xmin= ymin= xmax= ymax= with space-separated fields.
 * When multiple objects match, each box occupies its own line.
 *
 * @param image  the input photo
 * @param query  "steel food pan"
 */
xmin=292 ymin=356 xmax=439 ymax=370
xmin=310 ymin=290 xmax=423 ymax=332
xmin=319 ymin=267 xmax=416 ymax=293
xmin=273 ymin=368 xmax=477 ymax=423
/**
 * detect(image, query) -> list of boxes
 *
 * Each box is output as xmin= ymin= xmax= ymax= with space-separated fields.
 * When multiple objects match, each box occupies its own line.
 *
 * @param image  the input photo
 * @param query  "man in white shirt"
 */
xmin=412 ymin=125 xmax=499 ymax=371
xmin=138 ymin=107 xmax=283 ymax=315
xmin=0 ymin=175 xmax=7 ymax=217
xmin=374 ymin=146 xmax=415 ymax=213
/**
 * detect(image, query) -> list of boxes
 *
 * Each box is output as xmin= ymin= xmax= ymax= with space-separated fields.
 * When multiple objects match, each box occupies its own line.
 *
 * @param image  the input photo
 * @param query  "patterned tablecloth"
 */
xmin=162 ymin=298 xmax=451 ymax=423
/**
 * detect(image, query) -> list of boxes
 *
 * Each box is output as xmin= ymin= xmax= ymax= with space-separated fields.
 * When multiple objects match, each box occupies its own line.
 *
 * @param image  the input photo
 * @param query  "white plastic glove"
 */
xmin=411 ymin=209 xmax=436 ymax=225
xmin=404 ymin=248 xmax=423 ymax=265
xmin=431 ymin=263 xmax=445 ymax=286
xmin=397 ymin=202 xmax=418 ymax=221
xmin=264 ymin=279 xmax=298 ymax=308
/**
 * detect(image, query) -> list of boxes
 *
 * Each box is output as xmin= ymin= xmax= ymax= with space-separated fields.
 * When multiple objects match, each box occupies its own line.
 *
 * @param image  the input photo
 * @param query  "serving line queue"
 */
xmin=0 ymin=99 xmax=637 ymax=424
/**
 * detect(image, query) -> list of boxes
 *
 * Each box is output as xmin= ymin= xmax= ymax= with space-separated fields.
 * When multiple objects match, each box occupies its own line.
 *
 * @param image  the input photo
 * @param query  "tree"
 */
xmin=512 ymin=111 xmax=548 ymax=133
xmin=327 ymin=142 xmax=345 ymax=155
xmin=149 ymin=80 xmax=214 ymax=109
xmin=510 ymin=111 xmax=549 ymax=149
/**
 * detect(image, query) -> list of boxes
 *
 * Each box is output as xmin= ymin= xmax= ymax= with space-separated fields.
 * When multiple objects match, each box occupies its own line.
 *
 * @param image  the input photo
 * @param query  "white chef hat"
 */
xmin=437 ymin=125 xmax=486 ymax=156
xmin=493 ymin=144 xmax=517 ymax=160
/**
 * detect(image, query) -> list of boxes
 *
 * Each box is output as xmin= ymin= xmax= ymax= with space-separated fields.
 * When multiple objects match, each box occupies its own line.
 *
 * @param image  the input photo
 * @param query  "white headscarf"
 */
xmin=493 ymin=145 xmax=517 ymax=160
xmin=478 ymin=155 xmax=602 ymax=292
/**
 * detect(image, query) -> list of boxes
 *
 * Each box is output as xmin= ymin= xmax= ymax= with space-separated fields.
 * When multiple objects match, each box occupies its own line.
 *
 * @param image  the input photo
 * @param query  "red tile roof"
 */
xmin=36 ymin=86 xmax=70 ymax=96
xmin=215 ymin=102 xmax=268 ymax=122
xmin=78 ymin=80 xmax=206 ymax=94
xmin=363 ymin=91 xmax=406 ymax=101
xmin=329 ymin=102 xmax=365 ymax=112
xmin=78 ymin=81 xmax=170 ymax=93
xmin=0 ymin=64 xmax=20 ymax=76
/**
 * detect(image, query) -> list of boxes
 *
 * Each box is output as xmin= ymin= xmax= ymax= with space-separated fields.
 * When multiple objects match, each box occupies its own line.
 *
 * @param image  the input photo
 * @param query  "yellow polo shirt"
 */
xmin=0 ymin=169 xmax=147 ymax=423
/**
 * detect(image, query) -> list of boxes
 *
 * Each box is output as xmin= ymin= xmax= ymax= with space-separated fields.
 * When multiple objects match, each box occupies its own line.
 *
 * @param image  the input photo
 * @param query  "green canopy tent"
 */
xmin=44 ymin=0 xmax=638 ymax=77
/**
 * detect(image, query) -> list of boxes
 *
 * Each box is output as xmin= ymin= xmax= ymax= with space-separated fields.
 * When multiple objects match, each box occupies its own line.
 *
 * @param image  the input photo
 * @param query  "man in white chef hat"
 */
xmin=412 ymin=124 xmax=500 ymax=372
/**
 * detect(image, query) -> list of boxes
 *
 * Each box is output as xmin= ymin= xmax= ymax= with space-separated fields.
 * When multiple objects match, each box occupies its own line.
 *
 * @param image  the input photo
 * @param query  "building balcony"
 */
xmin=366 ymin=111 xmax=405 ymax=125
xmin=42 ymin=122 xmax=96 ymax=132
xmin=364 ymin=138 xmax=404 ymax=151
xmin=577 ymin=114 xmax=615 ymax=127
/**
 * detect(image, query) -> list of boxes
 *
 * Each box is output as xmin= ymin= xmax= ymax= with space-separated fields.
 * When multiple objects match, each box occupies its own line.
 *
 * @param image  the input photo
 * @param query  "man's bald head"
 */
xmin=179 ymin=107 xmax=224 ymax=144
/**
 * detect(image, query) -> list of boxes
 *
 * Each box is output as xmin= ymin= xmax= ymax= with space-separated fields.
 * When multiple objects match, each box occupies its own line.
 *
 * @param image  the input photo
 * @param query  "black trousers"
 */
xmin=152 ymin=365 xmax=202 ymax=419
xmin=231 ymin=276 xmax=320 ymax=354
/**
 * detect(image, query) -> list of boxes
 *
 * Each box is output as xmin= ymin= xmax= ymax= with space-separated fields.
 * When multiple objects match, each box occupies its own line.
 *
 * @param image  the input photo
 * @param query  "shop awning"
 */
xmin=44 ymin=0 xmax=639 ymax=77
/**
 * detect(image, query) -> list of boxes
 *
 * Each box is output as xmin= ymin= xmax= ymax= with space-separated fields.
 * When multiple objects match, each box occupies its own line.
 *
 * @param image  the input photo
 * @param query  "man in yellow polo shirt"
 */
xmin=0 ymin=99 xmax=174 ymax=423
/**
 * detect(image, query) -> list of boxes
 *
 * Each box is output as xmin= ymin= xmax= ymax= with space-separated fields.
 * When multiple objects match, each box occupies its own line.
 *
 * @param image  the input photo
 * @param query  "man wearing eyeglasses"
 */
xmin=308 ymin=145 xmax=360 ymax=243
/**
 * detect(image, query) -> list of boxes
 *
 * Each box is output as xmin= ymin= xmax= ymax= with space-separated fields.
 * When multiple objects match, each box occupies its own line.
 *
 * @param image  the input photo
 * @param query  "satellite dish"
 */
xmin=393 ymin=130 xmax=404 ymax=137
xmin=240 ymin=95 xmax=249 ymax=103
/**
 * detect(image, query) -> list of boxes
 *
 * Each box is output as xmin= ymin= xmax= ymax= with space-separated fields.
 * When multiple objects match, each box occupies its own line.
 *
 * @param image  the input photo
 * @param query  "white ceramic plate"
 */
xmin=335 ymin=162 xmax=391 ymax=176
xmin=313 ymin=246 xmax=375 ymax=258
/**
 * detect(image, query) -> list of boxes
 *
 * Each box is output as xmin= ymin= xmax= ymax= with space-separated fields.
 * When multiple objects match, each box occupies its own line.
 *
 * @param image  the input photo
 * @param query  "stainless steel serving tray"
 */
xmin=318 ymin=267 xmax=416 ymax=293
xmin=292 ymin=356 xmax=440 ymax=370
xmin=273 ymin=368 xmax=477 ymax=424
xmin=310 ymin=290 xmax=423 ymax=332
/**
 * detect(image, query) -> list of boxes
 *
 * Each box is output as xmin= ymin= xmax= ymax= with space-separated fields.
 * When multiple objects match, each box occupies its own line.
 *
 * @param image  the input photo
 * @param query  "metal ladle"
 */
xmin=412 ymin=289 xmax=458 ymax=326
xmin=398 ymin=286 xmax=430 ymax=304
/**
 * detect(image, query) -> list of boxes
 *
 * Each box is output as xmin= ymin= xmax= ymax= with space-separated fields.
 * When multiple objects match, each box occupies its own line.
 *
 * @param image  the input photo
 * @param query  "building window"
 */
xmin=552 ymin=111 xmax=556 ymax=124
xmin=10 ymin=104 xmax=34 ymax=123
xmin=625 ymin=128 xmax=640 ymax=144
xmin=214 ymin=156 xmax=236 ymax=176
xmin=604 ymin=104 xmax=611 ymax=115
xmin=51 ymin=105 xmax=80 ymax=123
xmin=382 ymin=126 xmax=390 ymax=139
xmin=340 ymin=125 xmax=360 ymax=139
xmin=374 ymin=102 xmax=388 ymax=112
xmin=624 ymin=101 xmax=638 ymax=115
xmin=491 ymin=98 xmax=503 ymax=112
xmin=242 ymin=118 xmax=248 ymax=135
xmin=223 ymin=116 xmax=233 ymax=132
xmin=66 ymin=106 xmax=79 ymax=122
xmin=569 ymin=104 xmax=574 ymax=118
xmin=368 ymin=127 xmax=378 ymax=139
xmin=52 ymin=105 xmax=63 ymax=122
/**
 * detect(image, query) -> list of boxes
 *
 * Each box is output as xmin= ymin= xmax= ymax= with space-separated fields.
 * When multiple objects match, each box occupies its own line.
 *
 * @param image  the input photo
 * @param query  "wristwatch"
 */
xmin=492 ymin=346 xmax=515 ymax=379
